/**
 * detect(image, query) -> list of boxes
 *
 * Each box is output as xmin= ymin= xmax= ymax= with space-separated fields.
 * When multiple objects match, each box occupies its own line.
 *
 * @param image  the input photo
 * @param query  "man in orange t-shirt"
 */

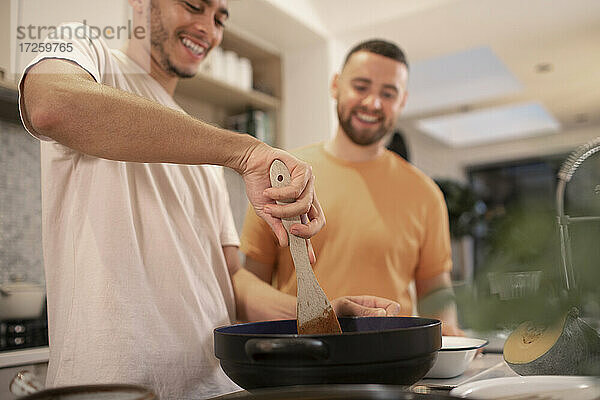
xmin=240 ymin=39 xmax=462 ymax=335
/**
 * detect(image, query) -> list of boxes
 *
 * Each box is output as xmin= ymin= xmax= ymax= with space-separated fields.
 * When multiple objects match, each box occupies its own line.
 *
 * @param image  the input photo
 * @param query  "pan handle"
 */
xmin=245 ymin=338 xmax=329 ymax=362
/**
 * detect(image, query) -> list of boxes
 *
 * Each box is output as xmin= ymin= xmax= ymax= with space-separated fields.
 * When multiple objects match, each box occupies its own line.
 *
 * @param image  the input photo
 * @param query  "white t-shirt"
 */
xmin=18 ymin=23 xmax=241 ymax=400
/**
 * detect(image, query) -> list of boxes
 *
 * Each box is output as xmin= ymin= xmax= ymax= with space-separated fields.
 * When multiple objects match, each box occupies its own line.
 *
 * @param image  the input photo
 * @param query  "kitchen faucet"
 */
xmin=556 ymin=136 xmax=600 ymax=291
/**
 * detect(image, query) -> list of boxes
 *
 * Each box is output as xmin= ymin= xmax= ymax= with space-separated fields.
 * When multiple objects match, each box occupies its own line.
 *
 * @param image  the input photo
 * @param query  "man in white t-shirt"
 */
xmin=18 ymin=1 xmax=401 ymax=399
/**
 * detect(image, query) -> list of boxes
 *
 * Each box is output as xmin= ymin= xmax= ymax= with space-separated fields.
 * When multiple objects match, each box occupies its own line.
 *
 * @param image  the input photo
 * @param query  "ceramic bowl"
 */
xmin=424 ymin=336 xmax=488 ymax=379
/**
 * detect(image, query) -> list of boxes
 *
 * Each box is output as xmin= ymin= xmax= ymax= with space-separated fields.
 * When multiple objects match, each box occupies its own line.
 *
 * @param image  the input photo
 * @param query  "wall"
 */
xmin=10 ymin=0 xmax=131 ymax=76
xmin=280 ymin=41 xmax=333 ymax=149
xmin=0 ymin=120 xmax=43 ymax=286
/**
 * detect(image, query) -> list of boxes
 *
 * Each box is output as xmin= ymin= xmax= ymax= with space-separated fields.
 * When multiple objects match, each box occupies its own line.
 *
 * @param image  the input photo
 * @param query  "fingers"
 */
xmin=263 ymin=159 xmax=312 ymax=202
xmin=338 ymin=296 xmax=402 ymax=316
xmin=264 ymin=175 xmax=315 ymax=219
xmin=289 ymin=199 xmax=325 ymax=239
xmin=332 ymin=296 xmax=403 ymax=317
xmin=332 ymin=297 xmax=386 ymax=317
xmin=261 ymin=213 xmax=289 ymax=247
xmin=306 ymin=239 xmax=316 ymax=264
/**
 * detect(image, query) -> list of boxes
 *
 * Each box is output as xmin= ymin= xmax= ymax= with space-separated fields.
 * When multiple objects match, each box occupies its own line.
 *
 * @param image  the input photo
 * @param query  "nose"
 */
xmin=192 ymin=13 xmax=215 ymax=42
xmin=362 ymin=94 xmax=382 ymax=110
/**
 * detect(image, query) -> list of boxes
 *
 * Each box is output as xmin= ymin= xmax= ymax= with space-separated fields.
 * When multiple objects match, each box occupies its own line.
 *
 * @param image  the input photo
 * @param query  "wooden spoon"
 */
xmin=269 ymin=159 xmax=342 ymax=335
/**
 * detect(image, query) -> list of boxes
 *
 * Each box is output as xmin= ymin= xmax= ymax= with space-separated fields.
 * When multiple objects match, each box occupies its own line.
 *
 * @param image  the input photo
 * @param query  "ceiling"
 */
xmin=240 ymin=0 xmax=600 ymax=147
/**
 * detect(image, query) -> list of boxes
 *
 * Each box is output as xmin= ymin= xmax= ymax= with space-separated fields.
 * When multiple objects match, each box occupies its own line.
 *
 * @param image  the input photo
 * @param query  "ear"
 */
xmin=330 ymin=73 xmax=340 ymax=99
xmin=129 ymin=0 xmax=146 ymax=14
xmin=399 ymin=90 xmax=409 ymax=110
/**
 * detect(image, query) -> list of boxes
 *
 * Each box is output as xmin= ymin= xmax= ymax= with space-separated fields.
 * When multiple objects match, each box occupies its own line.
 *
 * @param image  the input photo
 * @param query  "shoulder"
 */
xmin=35 ymin=22 xmax=114 ymax=80
xmin=50 ymin=22 xmax=112 ymax=54
xmin=292 ymin=142 xmax=326 ymax=162
xmin=385 ymin=151 xmax=444 ymax=202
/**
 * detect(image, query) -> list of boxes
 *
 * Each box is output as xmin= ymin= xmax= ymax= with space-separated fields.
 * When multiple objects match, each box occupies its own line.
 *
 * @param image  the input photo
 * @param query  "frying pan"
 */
xmin=214 ymin=316 xmax=441 ymax=390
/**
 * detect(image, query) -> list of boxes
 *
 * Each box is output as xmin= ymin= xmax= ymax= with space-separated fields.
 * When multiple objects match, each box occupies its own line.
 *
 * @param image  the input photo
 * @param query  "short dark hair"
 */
xmin=343 ymin=39 xmax=409 ymax=70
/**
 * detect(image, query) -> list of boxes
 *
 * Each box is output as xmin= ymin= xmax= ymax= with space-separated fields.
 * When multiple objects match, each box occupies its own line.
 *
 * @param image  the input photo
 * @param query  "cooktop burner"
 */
xmin=0 ymin=307 xmax=48 ymax=351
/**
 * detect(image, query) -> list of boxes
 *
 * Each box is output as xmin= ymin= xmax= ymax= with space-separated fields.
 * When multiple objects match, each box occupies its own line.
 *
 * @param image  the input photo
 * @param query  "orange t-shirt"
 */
xmin=240 ymin=143 xmax=452 ymax=314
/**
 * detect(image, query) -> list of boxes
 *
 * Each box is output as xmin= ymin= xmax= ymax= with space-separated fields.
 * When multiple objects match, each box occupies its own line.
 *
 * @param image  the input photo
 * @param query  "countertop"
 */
xmin=0 ymin=347 xmax=49 ymax=369
xmin=416 ymin=352 xmax=517 ymax=392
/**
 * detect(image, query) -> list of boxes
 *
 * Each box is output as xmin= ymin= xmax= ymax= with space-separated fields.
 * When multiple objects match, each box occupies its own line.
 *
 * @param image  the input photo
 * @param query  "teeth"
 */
xmin=356 ymin=113 xmax=379 ymax=123
xmin=182 ymin=37 xmax=205 ymax=56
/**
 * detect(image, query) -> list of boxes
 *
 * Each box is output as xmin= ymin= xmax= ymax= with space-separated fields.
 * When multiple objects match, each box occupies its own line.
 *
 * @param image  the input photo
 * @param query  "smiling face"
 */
xmin=332 ymin=51 xmax=408 ymax=146
xmin=150 ymin=0 xmax=228 ymax=78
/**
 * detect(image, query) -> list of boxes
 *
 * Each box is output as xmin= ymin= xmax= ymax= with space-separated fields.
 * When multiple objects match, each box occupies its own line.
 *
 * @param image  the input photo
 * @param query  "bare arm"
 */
xmin=21 ymin=59 xmax=324 ymax=244
xmin=244 ymin=255 xmax=275 ymax=284
xmin=225 ymin=246 xmax=298 ymax=321
xmin=22 ymin=59 xmax=254 ymax=168
xmin=416 ymin=272 xmax=464 ymax=336
xmin=224 ymin=247 xmax=402 ymax=322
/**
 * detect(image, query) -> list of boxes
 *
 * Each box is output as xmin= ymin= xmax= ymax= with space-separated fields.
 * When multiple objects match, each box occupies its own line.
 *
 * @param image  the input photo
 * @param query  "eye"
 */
xmin=353 ymin=84 xmax=368 ymax=92
xmin=183 ymin=1 xmax=204 ymax=13
xmin=381 ymin=91 xmax=397 ymax=100
xmin=215 ymin=17 xmax=225 ymax=28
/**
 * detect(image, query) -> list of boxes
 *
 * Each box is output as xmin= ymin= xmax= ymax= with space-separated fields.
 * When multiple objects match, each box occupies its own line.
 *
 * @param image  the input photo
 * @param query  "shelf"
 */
xmin=175 ymin=72 xmax=280 ymax=114
xmin=0 ymin=347 xmax=49 ymax=368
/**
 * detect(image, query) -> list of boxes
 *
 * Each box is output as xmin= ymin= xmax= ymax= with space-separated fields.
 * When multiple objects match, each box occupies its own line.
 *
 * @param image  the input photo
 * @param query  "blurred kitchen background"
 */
xmin=0 ymin=0 xmax=599 ymax=360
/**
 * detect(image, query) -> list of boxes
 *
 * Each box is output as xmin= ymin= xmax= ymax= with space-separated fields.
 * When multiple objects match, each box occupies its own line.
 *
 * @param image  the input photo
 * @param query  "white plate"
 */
xmin=440 ymin=336 xmax=488 ymax=350
xmin=450 ymin=376 xmax=600 ymax=399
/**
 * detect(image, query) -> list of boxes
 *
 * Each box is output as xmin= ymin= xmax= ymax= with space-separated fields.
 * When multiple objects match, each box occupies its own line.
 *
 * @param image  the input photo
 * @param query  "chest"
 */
xmin=313 ymin=166 xmax=427 ymax=255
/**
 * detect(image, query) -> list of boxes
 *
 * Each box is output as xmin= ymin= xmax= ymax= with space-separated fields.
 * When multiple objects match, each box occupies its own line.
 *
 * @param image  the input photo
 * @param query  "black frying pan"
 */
xmin=214 ymin=316 xmax=441 ymax=390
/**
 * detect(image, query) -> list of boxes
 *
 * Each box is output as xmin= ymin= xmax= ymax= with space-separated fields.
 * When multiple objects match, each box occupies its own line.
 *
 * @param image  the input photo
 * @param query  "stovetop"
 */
xmin=0 ymin=308 xmax=48 ymax=351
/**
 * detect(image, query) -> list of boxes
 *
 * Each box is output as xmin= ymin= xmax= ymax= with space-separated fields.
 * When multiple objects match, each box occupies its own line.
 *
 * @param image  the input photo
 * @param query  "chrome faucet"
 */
xmin=556 ymin=136 xmax=600 ymax=291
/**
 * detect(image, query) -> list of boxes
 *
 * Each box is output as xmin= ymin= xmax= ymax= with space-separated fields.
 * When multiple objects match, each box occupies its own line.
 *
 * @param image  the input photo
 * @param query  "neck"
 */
xmin=325 ymin=127 xmax=386 ymax=162
xmin=124 ymin=40 xmax=179 ymax=96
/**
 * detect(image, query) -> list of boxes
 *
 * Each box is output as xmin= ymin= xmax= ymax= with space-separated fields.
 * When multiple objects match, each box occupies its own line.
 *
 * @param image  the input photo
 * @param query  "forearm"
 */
xmin=416 ymin=272 xmax=463 ymax=335
xmin=23 ymin=67 xmax=259 ymax=172
xmin=223 ymin=246 xmax=294 ymax=322
xmin=231 ymin=267 xmax=295 ymax=322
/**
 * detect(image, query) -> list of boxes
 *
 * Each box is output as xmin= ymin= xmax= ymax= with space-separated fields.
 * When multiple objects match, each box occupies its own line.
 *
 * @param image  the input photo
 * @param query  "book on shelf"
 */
xmin=225 ymin=109 xmax=274 ymax=146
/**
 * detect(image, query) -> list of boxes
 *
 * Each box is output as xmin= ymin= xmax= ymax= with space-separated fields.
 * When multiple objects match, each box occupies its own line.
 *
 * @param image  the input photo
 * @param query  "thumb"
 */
xmin=352 ymin=304 xmax=387 ymax=317
xmin=385 ymin=302 xmax=402 ymax=316
xmin=335 ymin=299 xmax=387 ymax=317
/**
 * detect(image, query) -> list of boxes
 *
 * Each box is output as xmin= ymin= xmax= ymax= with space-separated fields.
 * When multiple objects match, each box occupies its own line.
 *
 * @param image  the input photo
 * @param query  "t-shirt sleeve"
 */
xmin=18 ymin=22 xmax=108 ymax=141
xmin=414 ymin=183 xmax=453 ymax=281
xmin=239 ymin=204 xmax=279 ymax=265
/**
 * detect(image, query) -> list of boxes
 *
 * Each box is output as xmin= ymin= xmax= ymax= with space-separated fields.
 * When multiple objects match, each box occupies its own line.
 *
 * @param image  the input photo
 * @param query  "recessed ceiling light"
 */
xmin=417 ymin=102 xmax=560 ymax=147
xmin=402 ymin=46 xmax=522 ymax=116
xmin=535 ymin=63 xmax=553 ymax=73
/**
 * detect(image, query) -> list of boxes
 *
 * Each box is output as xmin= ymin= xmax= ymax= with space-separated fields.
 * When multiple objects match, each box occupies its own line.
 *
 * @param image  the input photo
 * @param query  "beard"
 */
xmin=337 ymin=103 xmax=392 ymax=146
xmin=150 ymin=0 xmax=196 ymax=79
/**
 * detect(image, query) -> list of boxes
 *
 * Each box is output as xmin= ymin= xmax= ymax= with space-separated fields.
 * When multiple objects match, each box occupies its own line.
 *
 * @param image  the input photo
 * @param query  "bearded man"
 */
xmin=241 ymin=39 xmax=463 ymax=336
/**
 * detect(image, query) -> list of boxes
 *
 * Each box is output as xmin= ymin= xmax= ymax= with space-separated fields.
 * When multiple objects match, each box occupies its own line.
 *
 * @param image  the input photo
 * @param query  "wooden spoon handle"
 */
xmin=269 ymin=160 xmax=341 ymax=334
xmin=269 ymin=160 xmax=311 ymax=275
